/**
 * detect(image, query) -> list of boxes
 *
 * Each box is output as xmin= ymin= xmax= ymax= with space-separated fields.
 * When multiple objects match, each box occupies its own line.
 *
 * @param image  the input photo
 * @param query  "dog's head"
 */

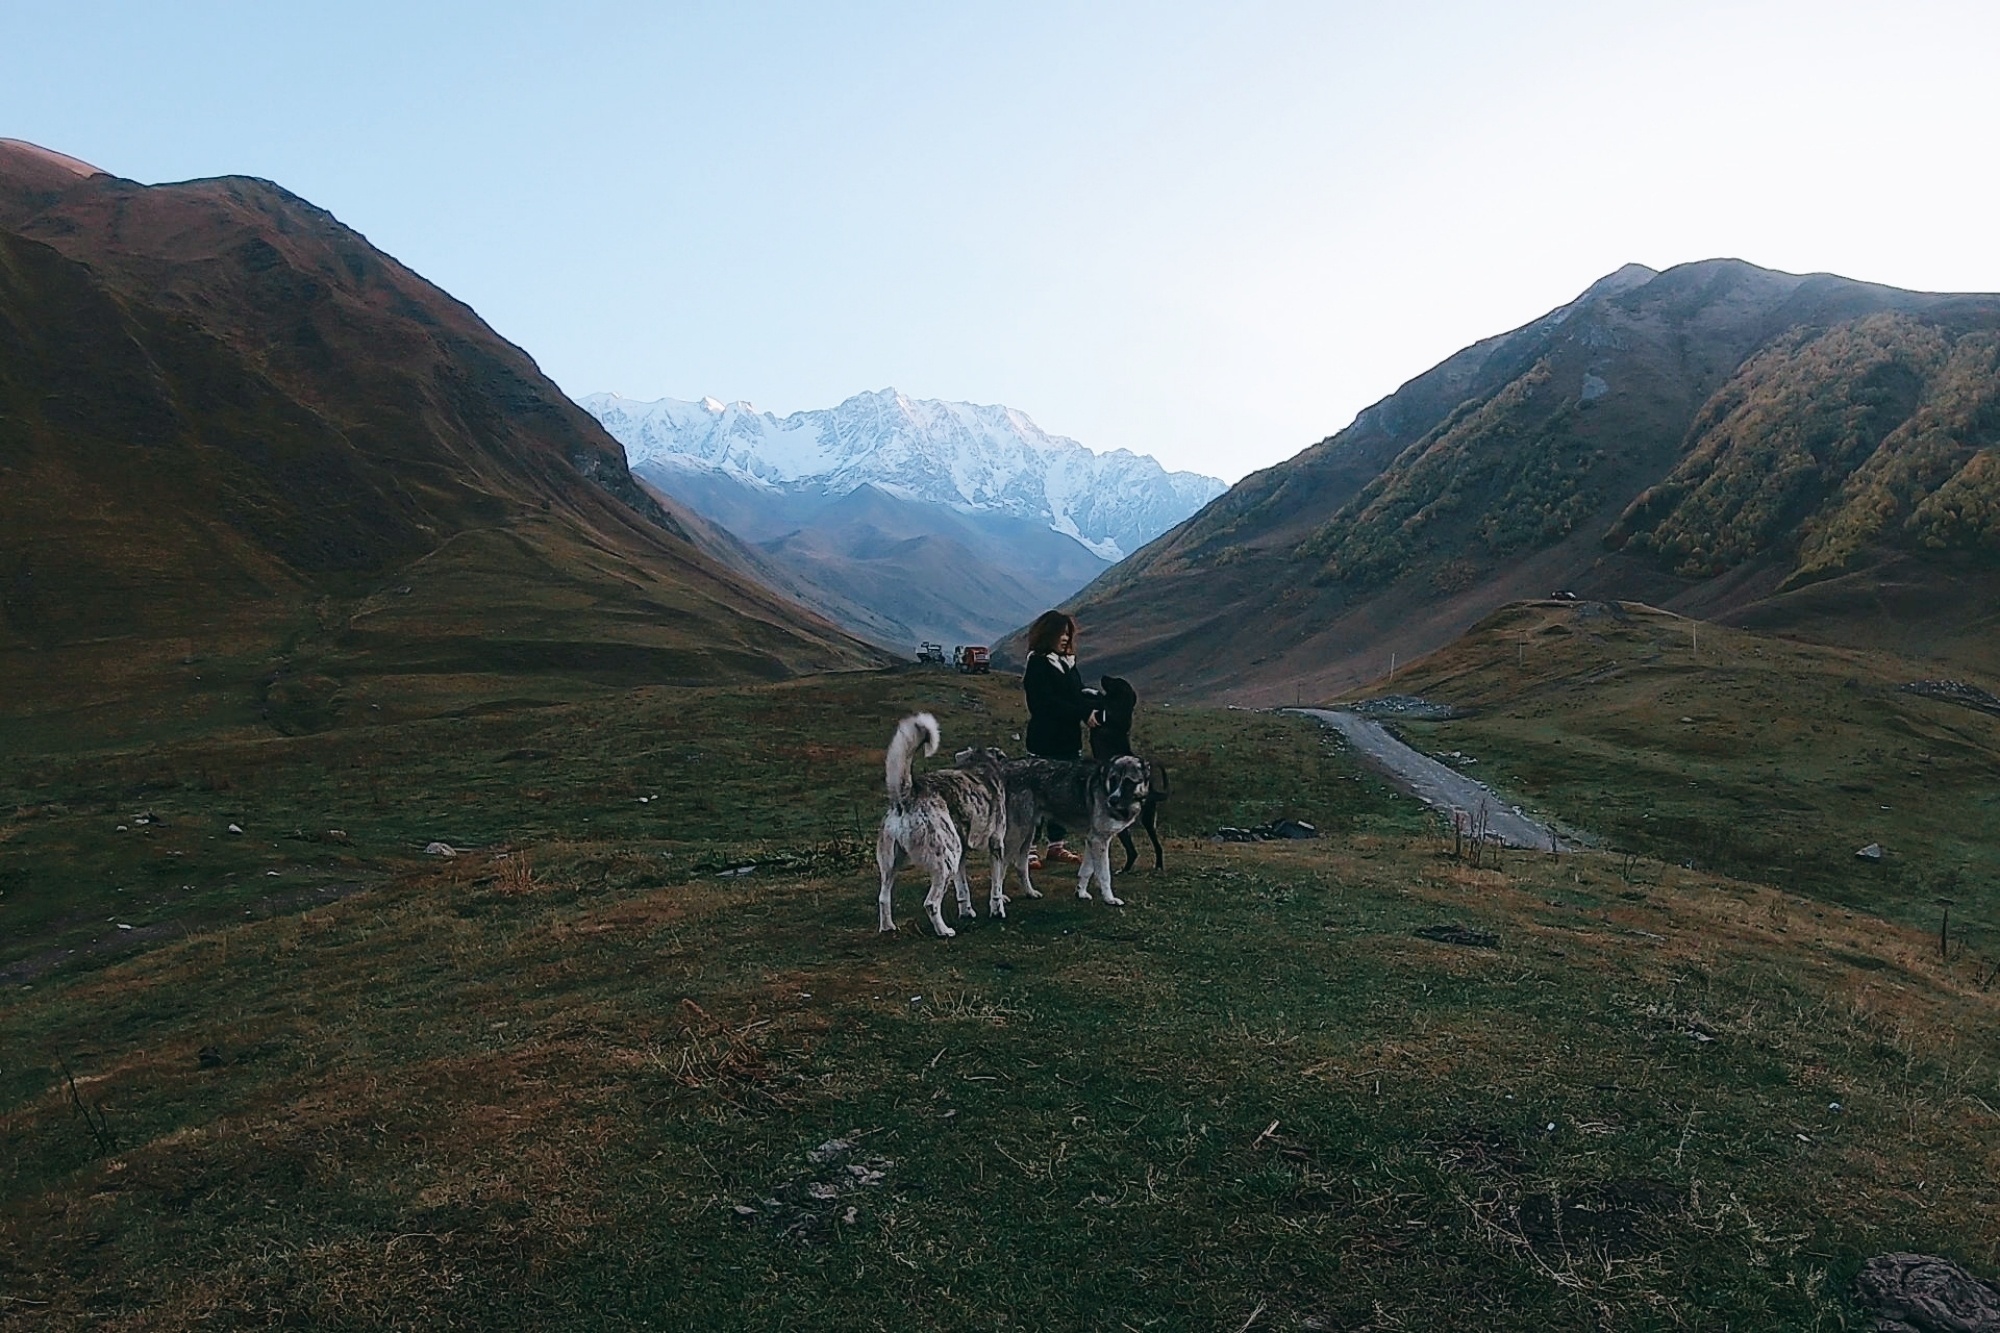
xmin=1103 ymin=754 xmax=1149 ymax=819
xmin=1098 ymin=676 xmax=1138 ymax=729
xmin=953 ymin=745 xmax=1009 ymax=771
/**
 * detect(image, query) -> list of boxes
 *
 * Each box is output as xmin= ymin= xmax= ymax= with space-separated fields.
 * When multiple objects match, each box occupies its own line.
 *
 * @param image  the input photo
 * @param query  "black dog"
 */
xmin=1089 ymin=675 xmax=1169 ymax=871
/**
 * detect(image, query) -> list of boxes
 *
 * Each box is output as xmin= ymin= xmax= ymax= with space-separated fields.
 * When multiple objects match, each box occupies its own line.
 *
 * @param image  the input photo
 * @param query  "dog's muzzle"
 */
xmin=1110 ymin=779 xmax=1147 ymax=817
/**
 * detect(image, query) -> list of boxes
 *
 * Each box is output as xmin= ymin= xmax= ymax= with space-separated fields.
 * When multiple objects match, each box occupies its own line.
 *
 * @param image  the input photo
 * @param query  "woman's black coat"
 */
xmin=1023 ymin=653 xmax=1093 ymax=759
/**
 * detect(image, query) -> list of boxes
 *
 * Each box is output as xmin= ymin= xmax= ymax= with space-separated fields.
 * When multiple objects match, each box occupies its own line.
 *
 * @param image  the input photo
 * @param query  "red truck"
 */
xmin=954 ymin=645 xmax=991 ymax=674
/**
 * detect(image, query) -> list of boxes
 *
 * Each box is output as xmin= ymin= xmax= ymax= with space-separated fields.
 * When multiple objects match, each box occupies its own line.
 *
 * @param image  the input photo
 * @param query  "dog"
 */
xmin=996 ymin=753 xmax=1150 ymax=906
xmin=1089 ymin=675 xmax=1170 ymax=872
xmin=875 ymin=714 xmax=1008 ymax=937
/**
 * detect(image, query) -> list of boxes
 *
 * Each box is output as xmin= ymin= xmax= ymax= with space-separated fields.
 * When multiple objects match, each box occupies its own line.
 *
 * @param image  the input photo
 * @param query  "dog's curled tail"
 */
xmin=885 ymin=712 xmax=941 ymax=799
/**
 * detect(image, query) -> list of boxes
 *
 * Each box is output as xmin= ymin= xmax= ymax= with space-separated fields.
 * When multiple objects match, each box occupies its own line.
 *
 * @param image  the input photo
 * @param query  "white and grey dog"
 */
xmin=876 ymin=714 xmax=1009 ymax=937
xmin=994 ymin=754 xmax=1151 ymax=906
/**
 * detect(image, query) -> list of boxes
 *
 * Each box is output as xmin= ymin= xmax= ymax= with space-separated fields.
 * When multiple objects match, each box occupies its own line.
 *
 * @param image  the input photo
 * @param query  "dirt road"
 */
xmin=1289 ymin=708 xmax=1562 ymax=850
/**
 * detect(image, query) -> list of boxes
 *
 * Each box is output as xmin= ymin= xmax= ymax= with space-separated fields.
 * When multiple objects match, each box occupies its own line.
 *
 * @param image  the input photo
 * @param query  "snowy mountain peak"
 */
xmin=582 ymin=388 xmax=1226 ymax=562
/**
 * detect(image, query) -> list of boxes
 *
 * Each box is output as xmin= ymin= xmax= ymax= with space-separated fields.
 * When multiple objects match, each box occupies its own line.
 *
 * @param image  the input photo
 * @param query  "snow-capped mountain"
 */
xmin=580 ymin=388 xmax=1226 ymax=562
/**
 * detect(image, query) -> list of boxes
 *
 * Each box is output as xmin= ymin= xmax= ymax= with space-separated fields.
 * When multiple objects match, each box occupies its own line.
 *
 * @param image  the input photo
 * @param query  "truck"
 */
xmin=916 ymin=642 xmax=947 ymax=665
xmin=954 ymin=645 xmax=991 ymax=674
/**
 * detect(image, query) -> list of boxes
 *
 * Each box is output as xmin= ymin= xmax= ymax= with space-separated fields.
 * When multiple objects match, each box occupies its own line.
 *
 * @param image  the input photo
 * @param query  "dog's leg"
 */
xmin=987 ymin=831 xmax=1009 ymax=919
xmin=953 ymin=857 xmax=977 ymax=921
xmin=1086 ymin=835 xmax=1124 ymax=905
xmin=1118 ymin=827 xmax=1138 ymax=874
xmin=1076 ymin=839 xmax=1096 ymax=900
xmin=923 ymin=860 xmax=958 ymax=938
xmin=1004 ymin=815 xmax=1040 ymax=900
xmin=876 ymin=826 xmax=903 ymax=933
xmin=1144 ymin=800 xmax=1164 ymax=870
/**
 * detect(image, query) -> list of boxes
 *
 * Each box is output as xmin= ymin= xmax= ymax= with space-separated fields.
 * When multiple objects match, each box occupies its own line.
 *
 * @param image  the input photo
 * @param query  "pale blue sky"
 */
xmin=6 ymin=1 xmax=1997 ymax=480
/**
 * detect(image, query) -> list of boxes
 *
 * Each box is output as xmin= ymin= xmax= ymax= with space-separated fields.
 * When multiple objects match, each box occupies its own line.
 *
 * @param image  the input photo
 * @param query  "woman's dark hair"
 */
xmin=1026 ymin=610 xmax=1077 ymax=656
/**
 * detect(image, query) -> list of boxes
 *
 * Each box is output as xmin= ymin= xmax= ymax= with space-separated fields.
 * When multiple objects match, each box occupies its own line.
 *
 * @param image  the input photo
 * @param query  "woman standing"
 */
xmin=1022 ymin=609 xmax=1099 ymax=865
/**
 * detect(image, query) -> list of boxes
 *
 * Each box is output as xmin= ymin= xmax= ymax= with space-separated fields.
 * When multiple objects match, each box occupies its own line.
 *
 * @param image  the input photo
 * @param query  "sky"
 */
xmin=5 ymin=0 xmax=1999 ymax=482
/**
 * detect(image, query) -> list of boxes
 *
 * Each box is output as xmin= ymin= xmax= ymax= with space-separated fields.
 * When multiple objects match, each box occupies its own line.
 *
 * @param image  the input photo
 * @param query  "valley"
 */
xmin=3 ymin=666 xmax=1995 ymax=1329
xmin=585 ymin=390 xmax=1224 ymax=651
xmin=5 ymin=134 xmax=2000 ymax=1330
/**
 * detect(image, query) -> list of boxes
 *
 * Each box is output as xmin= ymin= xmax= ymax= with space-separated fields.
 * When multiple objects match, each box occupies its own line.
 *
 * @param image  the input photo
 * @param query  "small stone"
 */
xmin=1829 ymin=1101 xmax=1843 ymax=1113
xmin=425 ymin=842 xmax=457 ymax=857
xmin=1855 ymin=1253 xmax=2000 ymax=1331
xmin=227 ymin=823 xmax=244 ymax=835
xmin=1856 ymin=843 xmax=1884 ymax=861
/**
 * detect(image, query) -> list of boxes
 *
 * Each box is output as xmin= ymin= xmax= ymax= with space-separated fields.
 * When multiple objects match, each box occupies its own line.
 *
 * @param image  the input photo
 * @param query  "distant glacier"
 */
xmin=580 ymin=388 xmax=1227 ymax=562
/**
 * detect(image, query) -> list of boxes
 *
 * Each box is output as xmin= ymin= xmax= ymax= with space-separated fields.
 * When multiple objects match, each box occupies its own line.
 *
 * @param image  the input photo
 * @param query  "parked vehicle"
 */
xmin=954 ymin=645 xmax=991 ymax=674
xmin=916 ymin=641 xmax=947 ymax=665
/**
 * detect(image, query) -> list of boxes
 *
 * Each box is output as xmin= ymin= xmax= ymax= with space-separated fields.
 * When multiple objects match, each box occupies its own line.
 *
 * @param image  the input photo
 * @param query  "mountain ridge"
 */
xmin=0 ymin=139 xmax=887 ymax=744
xmin=1033 ymin=258 xmax=2000 ymax=702
xmin=583 ymin=387 xmax=1226 ymax=562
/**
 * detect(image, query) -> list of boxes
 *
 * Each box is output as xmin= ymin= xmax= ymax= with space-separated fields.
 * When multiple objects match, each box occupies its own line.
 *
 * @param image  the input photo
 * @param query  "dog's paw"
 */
xmin=935 ymin=923 xmax=957 ymax=938
xmin=1102 ymin=893 xmax=1125 ymax=907
xmin=1076 ymin=887 xmax=1094 ymax=900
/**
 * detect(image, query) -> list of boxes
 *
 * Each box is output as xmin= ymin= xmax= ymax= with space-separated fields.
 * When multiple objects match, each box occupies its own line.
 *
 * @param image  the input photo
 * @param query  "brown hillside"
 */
xmin=0 ymin=141 xmax=887 ymax=747
xmin=1032 ymin=260 xmax=2000 ymax=702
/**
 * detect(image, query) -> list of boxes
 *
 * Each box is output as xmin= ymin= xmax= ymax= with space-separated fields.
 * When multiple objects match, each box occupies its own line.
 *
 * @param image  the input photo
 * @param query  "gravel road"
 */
xmin=1289 ymin=708 xmax=1562 ymax=850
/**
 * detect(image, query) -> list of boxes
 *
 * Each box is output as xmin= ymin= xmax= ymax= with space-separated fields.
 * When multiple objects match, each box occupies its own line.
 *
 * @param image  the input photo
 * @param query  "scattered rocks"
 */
xmin=1215 ymin=819 xmax=1318 ymax=843
xmin=227 ymin=824 xmax=244 ymax=836
xmin=1416 ymin=923 xmax=1499 ymax=949
xmin=1857 ymin=843 xmax=1885 ymax=862
xmin=1898 ymin=680 xmax=2000 ymax=718
xmin=424 ymin=842 xmax=457 ymax=857
xmin=1350 ymin=695 xmax=1465 ymax=721
xmin=1854 ymin=1253 xmax=2000 ymax=1333
xmin=733 ymin=1134 xmax=894 ymax=1242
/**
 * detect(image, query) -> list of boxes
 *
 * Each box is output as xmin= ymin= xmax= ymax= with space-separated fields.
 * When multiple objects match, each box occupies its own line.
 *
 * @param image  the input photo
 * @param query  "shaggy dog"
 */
xmin=998 ymin=754 xmax=1150 ymax=906
xmin=1089 ymin=675 xmax=1171 ymax=872
xmin=876 ymin=714 xmax=1008 ymax=937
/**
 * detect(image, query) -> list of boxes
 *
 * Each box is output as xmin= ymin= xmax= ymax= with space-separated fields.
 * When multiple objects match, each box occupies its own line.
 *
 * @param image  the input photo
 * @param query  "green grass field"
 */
xmin=4 ymin=662 xmax=1997 ymax=1329
xmin=1367 ymin=600 xmax=2000 ymax=954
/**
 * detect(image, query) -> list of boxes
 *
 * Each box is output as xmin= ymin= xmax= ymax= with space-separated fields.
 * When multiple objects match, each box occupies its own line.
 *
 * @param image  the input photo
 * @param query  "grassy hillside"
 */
xmin=1043 ymin=260 xmax=2000 ymax=705
xmin=1355 ymin=600 xmax=2000 ymax=953
xmin=4 ymin=667 xmax=1996 ymax=1329
xmin=0 ymin=143 xmax=886 ymax=752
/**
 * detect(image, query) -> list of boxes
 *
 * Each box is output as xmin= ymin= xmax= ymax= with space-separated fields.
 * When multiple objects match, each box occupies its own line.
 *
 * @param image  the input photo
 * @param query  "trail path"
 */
xmin=1288 ymin=708 xmax=1562 ymax=850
